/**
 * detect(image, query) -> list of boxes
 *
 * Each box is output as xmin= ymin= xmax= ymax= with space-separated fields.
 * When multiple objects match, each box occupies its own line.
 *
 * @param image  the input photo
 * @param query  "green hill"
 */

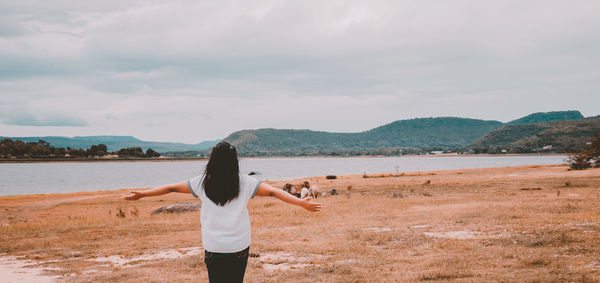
xmin=223 ymin=117 xmax=504 ymax=155
xmin=468 ymin=116 xmax=600 ymax=153
xmin=224 ymin=129 xmax=360 ymax=154
xmin=0 ymin=136 xmax=219 ymax=153
xmin=361 ymin=118 xmax=503 ymax=148
xmin=507 ymin=110 xmax=583 ymax=125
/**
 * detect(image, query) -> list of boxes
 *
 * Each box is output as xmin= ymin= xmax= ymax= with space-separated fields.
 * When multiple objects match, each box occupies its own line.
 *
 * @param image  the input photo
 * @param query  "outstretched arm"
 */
xmin=121 ymin=181 xmax=191 ymax=200
xmin=255 ymin=183 xmax=322 ymax=212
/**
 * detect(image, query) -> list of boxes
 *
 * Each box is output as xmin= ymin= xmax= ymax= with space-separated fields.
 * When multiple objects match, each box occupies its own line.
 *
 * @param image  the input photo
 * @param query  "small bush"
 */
xmin=567 ymin=133 xmax=600 ymax=170
xmin=389 ymin=192 xmax=404 ymax=198
xmin=524 ymin=257 xmax=552 ymax=267
xmin=567 ymin=154 xmax=591 ymax=170
xmin=116 ymin=207 xmax=126 ymax=218
xmin=420 ymin=272 xmax=473 ymax=281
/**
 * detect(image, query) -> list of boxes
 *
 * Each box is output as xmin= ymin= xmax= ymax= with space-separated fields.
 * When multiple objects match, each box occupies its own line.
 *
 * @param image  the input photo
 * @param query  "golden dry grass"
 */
xmin=1 ymin=165 xmax=600 ymax=282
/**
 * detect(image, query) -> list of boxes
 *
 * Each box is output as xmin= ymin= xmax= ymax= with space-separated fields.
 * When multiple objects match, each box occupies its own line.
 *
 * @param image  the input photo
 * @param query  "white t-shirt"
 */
xmin=187 ymin=173 xmax=261 ymax=253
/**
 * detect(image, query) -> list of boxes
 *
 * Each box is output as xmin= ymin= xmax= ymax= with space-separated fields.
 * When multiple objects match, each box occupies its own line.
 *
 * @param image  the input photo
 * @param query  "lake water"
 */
xmin=0 ymin=155 xmax=567 ymax=196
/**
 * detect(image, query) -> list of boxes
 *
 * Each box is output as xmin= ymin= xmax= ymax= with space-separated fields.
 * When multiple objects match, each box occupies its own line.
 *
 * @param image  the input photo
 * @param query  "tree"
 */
xmin=31 ymin=144 xmax=50 ymax=157
xmin=0 ymin=138 xmax=14 ymax=157
xmin=54 ymin=148 xmax=67 ymax=157
xmin=68 ymin=148 xmax=87 ymax=157
xmin=145 ymin=148 xmax=160 ymax=158
xmin=117 ymin=147 xmax=146 ymax=157
xmin=12 ymin=140 xmax=27 ymax=157
xmin=88 ymin=144 xmax=108 ymax=157
xmin=587 ymin=133 xmax=600 ymax=158
xmin=568 ymin=133 xmax=600 ymax=169
xmin=567 ymin=153 xmax=591 ymax=170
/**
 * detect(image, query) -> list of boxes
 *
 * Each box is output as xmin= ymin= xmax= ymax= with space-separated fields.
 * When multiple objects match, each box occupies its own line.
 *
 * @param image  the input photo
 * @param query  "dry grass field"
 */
xmin=1 ymin=165 xmax=599 ymax=282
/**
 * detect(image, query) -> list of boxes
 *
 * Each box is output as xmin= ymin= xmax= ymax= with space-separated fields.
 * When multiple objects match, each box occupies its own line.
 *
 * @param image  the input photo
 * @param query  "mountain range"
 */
xmin=223 ymin=110 xmax=595 ymax=155
xmin=469 ymin=115 xmax=600 ymax=153
xmin=0 ymin=135 xmax=219 ymax=153
xmin=2 ymin=110 xmax=597 ymax=155
xmin=223 ymin=117 xmax=503 ymax=155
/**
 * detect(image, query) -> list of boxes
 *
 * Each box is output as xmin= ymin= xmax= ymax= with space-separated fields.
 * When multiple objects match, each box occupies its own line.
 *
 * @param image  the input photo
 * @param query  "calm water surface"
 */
xmin=0 ymin=155 xmax=567 ymax=196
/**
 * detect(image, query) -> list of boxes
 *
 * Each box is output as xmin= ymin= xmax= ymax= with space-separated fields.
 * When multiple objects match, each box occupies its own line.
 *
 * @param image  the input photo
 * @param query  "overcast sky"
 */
xmin=1 ymin=1 xmax=599 ymax=143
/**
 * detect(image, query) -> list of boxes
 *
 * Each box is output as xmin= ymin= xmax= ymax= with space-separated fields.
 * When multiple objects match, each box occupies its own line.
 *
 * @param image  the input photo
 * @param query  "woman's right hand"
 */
xmin=301 ymin=197 xmax=322 ymax=212
xmin=121 ymin=191 xmax=145 ymax=201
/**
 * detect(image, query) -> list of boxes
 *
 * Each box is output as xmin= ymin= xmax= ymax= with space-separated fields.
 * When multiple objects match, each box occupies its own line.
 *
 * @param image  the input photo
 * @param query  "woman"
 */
xmin=121 ymin=141 xmax=322 ymax=282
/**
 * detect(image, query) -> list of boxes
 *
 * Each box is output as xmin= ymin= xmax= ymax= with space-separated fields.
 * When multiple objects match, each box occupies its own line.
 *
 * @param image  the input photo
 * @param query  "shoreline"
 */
xmin=0 ymin=164 xmax=567 ymax=198
xmin=0 ymin=157 xmax=208 ymax=164
xmin=0 ymin=153 xmax=568 ymax=164
xmin=244 ymin=153 xmax=569 ymax=159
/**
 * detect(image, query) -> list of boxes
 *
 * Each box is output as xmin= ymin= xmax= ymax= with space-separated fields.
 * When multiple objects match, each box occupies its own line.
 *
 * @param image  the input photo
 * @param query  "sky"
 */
xmin=1 ymin=0 xmax=599 ymax=144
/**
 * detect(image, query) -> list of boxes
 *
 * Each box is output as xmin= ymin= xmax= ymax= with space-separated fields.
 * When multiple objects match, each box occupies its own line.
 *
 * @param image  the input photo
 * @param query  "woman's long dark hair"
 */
xmin=202 ymin=141 xmax=240 ymax=206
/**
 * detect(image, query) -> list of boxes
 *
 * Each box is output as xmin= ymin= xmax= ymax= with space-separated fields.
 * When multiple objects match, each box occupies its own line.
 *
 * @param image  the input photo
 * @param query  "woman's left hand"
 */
xmin=301 ymin=197 xmax=322 ymax=212
xmin=121 ymin=191 xmax=144 ymax=201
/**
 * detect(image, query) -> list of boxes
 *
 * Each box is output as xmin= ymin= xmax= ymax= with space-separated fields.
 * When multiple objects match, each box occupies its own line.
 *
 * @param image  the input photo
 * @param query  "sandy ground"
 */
xmin=1 ymin=164 xmax=599 ymax=282
xmin=0 ymin=255 xmax=59 ymax=282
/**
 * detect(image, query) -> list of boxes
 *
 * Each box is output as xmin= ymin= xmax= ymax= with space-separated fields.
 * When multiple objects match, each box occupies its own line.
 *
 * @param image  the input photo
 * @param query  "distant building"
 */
xmin=586 ymin=142 xmax=592 ymax=146
xmin=542 ymin=145 xmax=553 ymax=151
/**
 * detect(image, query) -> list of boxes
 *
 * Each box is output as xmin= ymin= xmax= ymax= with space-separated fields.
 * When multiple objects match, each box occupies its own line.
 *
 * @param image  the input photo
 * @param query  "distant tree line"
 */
xmin=117 ymin=147 xmax=160 ymax=158
xmin=567 ymin=134 xmax=600 ymax=169
xmin=233 ymin=147 xmax=416 ymax=157
xmin=0 ymin=138 xmax=160 ymax=159
xmin=162 ymin=150 xmax=207 ymax=158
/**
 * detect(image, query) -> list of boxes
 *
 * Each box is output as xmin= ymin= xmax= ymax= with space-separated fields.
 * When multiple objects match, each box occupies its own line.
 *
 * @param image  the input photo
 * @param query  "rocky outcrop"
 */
xmin=151 ymin=203 xmax=202 ymax=215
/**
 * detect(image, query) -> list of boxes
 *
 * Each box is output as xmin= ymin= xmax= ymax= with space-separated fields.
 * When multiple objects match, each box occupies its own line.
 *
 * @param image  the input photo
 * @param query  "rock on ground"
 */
xmin=151 ymin=203 xmax=201 ymax=215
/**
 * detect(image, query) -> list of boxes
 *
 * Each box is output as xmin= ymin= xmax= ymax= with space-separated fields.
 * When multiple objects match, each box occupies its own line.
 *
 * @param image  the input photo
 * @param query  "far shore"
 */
xmin=0 ymin=152 xmax=568 ymax=164
xmin=0 ymin=156 xmax=208 ymax=164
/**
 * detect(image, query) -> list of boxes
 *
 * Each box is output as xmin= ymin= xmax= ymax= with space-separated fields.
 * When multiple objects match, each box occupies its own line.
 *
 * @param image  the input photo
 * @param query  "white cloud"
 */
xmin=0 ymin=98 xmax=89 ymax=127
xmin=0 ymin=0 xmax=599 ymax=142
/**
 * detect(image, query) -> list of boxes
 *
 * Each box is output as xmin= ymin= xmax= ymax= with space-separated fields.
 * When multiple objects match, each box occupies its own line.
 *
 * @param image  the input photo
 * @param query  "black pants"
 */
xmin=204 ymin=247 xmax=249 ymax=283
